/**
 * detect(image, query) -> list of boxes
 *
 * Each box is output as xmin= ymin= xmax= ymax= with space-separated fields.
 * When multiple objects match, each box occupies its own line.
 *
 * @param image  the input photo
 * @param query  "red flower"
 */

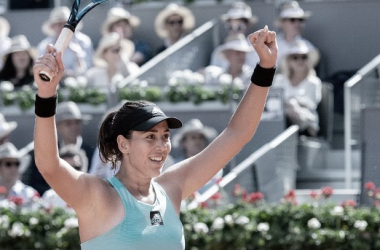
xmin=364 ymin=182 xmax=376 ymax=190
xmin=310 ymin=190 xmax=318 ymax=199
xmin=211 ymin=192 xmax=221 ymax=200
xmin=0 ymin=186 xmax=7 ymax=194
xmin=242 ymin=190 xmax=248 ymax=202
xmin=321 ymin=186 xmax=333 ymax=198
xmin=248 ymin=192 xmax=264 ymax=203
xmin=285 ymin=189 xmax=296 ymax=199
xmin=8 ymin=196 xmax=24 ymax=206
xmin=200 ymin=201 xmax=208 ymax=208
xmin=341 ymin=200 xmax=357 ymax=207
xmin=284 ymin=189 xmax=297 ymax=205
xmin=232 ymin=184 xmax=245 ymax=197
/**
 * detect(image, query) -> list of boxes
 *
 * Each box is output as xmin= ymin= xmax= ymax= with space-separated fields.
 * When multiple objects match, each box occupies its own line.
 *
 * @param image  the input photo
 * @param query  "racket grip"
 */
xmin=39 ymin=26 xmax=74 ymax=82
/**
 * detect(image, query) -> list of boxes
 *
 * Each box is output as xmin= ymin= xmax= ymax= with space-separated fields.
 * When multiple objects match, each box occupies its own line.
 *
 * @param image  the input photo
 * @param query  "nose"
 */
xmin=156 ymin=138 xmax=170 ymax=152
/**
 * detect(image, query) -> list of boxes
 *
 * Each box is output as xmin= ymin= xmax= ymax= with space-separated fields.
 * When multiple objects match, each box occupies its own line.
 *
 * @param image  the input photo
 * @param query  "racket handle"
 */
xmin=39 ymin=26 xmax=74 ymax=82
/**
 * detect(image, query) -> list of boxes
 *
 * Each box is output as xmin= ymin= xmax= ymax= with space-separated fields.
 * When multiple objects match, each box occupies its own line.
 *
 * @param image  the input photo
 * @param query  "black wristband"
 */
xmin=35 ymin=93 xmax=58 ymax=118
xmin=251 ymin=63 xmax=276 ymax=87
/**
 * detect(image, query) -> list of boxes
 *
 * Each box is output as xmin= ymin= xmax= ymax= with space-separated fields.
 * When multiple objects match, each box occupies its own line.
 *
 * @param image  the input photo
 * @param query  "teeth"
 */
xmin=150 ymin=156 xmax=163 ymax=162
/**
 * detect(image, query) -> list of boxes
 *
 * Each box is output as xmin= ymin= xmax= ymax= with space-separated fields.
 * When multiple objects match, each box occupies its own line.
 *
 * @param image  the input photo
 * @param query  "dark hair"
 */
xmin=0 ymin=52 xmax=34 ymax=87
xmin=98 ymin=100 xmax=154 ymax=168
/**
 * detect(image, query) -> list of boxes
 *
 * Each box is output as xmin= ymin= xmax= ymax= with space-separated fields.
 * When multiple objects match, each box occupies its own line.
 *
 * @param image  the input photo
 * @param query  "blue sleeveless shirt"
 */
xmin=81 ymin=177 xmax=185 ymax=250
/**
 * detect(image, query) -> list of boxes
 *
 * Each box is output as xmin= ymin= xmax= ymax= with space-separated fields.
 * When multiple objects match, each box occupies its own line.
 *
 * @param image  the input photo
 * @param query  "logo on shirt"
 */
xmin=150 ymin=211 xmax=164 ymax=226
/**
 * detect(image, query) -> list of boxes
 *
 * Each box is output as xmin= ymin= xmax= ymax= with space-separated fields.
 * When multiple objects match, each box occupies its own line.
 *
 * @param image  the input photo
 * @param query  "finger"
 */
xmin=248 ymin=32 xmax=259 ymax=45
xmin=257 ymin=25 xmax=269 ymax=44
xmin=46 ymin=44 xmax=57 ymax=54
xmin=265 ymin=31 xmax=276 ymax=44
xmin=39 ymin=57 xmax=59 ymax=77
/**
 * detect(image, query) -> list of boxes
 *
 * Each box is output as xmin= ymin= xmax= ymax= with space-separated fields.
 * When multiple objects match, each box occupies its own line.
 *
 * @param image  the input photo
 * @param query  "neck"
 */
xmin=228 ymin=66 xmax=242 ymax=79
xmin=168 ymin=35 xmax=180 ymax=45
xmin=16 ymin=68 xmax=26 ymax=79
xmin=62 ymin=137 xmax=78 ymax=145
xmin=107 ymin=66 xmax=118 ymax=80
xmin=284 ymin=32 xmax=297 ymax=42
xmin=290 ymin=71 xmax=307 ymax=86
xmin=116 ymin=166 xmax=155 ymax=203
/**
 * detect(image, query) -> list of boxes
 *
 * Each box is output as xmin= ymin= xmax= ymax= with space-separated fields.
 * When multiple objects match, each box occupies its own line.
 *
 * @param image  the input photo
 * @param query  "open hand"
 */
xmin=33 ymin=44 xmax=65 ymax=98
xmin=248 ymin=25 xmax=278 ymax=69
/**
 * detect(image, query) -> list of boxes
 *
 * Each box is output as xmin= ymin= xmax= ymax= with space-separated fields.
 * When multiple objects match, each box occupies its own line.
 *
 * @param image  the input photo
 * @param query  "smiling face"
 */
xmin=122 ymin=121 xmax=171 ymax=178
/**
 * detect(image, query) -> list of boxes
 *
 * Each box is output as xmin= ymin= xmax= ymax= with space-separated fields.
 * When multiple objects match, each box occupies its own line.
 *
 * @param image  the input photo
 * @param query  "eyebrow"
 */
xmin=143 ymin=128 xmax=170 ymax=133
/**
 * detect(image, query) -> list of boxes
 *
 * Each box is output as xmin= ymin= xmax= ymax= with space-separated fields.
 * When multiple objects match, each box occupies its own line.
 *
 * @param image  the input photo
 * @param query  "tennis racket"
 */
xmin=39 ymin=0 xmax=108 ymax=82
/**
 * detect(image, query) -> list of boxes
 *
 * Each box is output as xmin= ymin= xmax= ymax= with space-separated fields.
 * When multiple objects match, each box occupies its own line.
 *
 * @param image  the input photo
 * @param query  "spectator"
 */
xmin=154 ymin=3 xmax=195 ymax=55
xmin=25 ymin=101 xmax=94 ymax=195
xmin=275 ymin=1 xmax=319 ymax=68
xmin=42 ymin=145 xmax=88 ymax=210
xmin=0 ymin=142 xmax=39 ymax=203
xmin=86 ymin=32 xmax=139 ymax=90
xmin=202 ymin=33 xmax=255 ymax=89
xmin=273 ymin=40 xmax=322 ymax=137
xmin=37 ymin=6 xmax=94 ymax=81
xmin=55 ymin=101 xmax=94 ymax=167
xmin=0 ymin=35 xmax=35 ymax=88
xmin=0 ymin=16 xmax=11 ymax=70
xmin=171 ymin=119 xmax=221 ymax=194
xmin=101 ymin=7 xmax=152 ymax=66
xmin=210 ymin=2 xmax=259 ymax=69
xmin=0 ymin=113 xmax=17 ymax=146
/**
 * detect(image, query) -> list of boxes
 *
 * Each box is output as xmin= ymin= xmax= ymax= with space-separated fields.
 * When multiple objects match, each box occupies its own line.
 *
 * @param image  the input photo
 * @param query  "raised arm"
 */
xmin=160 ymin=27 xmax=278 ymax=199
xmin=33 ymin=45 xmax=99 ymax=211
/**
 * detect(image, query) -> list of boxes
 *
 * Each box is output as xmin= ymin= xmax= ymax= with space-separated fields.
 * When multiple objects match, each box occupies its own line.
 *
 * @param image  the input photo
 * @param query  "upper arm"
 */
xmin=40 ymin=158 xmax=104 ymax=212
xmin=160 ymin=129 xmax=244 ymax=200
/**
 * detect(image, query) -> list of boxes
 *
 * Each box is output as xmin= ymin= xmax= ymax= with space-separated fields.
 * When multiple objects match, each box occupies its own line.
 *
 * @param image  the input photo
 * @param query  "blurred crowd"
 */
xmin=0 ymin=1 xmax=326 ymax=209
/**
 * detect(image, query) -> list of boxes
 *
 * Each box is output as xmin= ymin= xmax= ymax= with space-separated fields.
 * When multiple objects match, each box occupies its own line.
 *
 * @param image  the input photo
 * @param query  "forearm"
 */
xmin=227 ymin=84 xmax=269 ymax=143
xmin=34 ymin=116 xmax=60 ymax=174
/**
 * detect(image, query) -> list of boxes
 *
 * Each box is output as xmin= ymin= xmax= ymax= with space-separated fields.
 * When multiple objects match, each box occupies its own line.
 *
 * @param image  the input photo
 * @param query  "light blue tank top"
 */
xmin=81 ymin=177 xmax=185 ymax=250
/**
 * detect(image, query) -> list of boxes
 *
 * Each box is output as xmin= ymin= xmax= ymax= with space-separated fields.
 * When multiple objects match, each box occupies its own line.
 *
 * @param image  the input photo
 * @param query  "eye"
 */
xmin=147 ymin=134 xmax=155 ymax=139
xmin=163 ymin=134 xmax=170 ymax=140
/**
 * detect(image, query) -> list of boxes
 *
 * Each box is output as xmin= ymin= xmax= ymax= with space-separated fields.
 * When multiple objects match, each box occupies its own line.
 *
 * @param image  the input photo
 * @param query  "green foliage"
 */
xmin=181 ymin=201 xmax=380 ymax=250
xmin=0 ymin=200 xmax=80 ymax=249
xmin=1 ymin=85 xmax=36 ymax=111
xmin=2 ymin=186 xmax=380 ymax=249
xmin=118 ymin=84 xmax=243 ymax=105
xmin=65 ymin=87 xmax=107 ymax=105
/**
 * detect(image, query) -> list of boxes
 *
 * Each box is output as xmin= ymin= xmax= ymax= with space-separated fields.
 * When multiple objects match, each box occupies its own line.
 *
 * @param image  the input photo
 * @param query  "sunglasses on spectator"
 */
xmin=73 ymin=166 xmax=82 ymax=171
xmin=2 ymin=161 xmax=20 ymax=168
xmin=110 ymin=47 xmax=121 ymax=54
xmin=289 ymin=54 xmax=308 ymax=61
xmin=225 ymin=22 xmax=247 ymax=32
xmin=166 ymin=19 xmax=183 ymax=26
xmin=286 ymin=18 xmax=305 ymax=23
